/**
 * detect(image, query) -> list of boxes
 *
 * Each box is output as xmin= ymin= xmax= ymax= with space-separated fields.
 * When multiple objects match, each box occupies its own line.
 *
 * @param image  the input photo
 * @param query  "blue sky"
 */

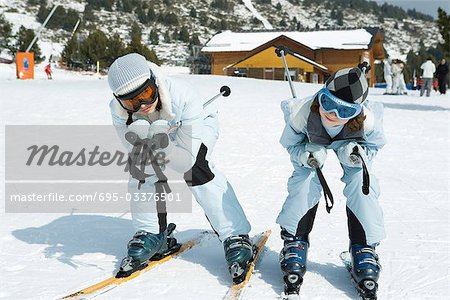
xmin=373 ymin=0 xmax=449 ymax=19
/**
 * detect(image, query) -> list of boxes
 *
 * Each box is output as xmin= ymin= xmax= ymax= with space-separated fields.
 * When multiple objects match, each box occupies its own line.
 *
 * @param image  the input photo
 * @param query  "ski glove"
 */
xmin=337 ymin=142 xmax=368 ymax=168
xmin=148 ymin=120 xmax=174 ymax=155
xmin=299 ymin=144 xmax=327 ymax=168
xmin=127 ymin=119 xmax=151 ymax=139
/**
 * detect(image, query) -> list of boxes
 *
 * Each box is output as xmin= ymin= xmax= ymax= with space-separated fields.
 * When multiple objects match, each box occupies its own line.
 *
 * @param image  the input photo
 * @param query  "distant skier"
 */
xmin=420 ymin=57 xmax=436 ymax=97
xmin=398 ymin=61 xmax=408 ymax=95
xmin=436 ymin=58 xmax=449 ymax=95
xmin=383 ymin=57 xmax=392 ymax=94
xmin=107 ymin=53 xmax=253 ymax=282
xmin=276 ymin=66 xmax=386 ymax=298
xmin=391 ymin=59 xmax=402 ymax=95
xmin=391 ymin=60 xmax=407 ymax=95
xmin=45 ymin=63 xmax=52 ymax=80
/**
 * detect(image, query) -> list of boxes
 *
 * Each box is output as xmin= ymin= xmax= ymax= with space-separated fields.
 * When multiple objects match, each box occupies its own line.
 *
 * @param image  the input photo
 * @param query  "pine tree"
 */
xmin=330 ymin=9 xmax=337 ymax=19
xmin=14 ymin=26 xmax=43 ymax=62
xmin=126 ymin=23 xmax=160 ymax=64
xmin=178 ymin=26 xmax=190 ymax=43
xmin=147 ymin=8 xmax=156 ymax=22
xmin=106 ymin=33 xmax=127 ymax=66
xmin=137 ymin=7 xmax=148 ymax=24
xmin=437 ymin=7 xmax=450 ymax=56
xmin=81 ymin=29 xmax=109 ymax=67
xmin=189 ymin=7 xmax=197 ymax=18
xmin=0 ymin=14 xmax=12 ymax=52
xmin=189 ymin=34 xmax=200 ymax=46
xmin=61 ymin=36 xmax=79 ymax=67
xmin=37 ymin=2 xmax=49 ymax=23
xmin=149 ymin=29 xmax=159 ymax=45
xmin=336 ymin=10 xmax=344 ymax=26
xmin=164 ymin=30 xmax=171 ymax=43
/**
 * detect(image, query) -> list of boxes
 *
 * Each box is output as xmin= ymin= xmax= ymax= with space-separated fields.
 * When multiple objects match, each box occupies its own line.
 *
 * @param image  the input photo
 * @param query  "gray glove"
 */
xmin=299 ymin=144 xmax=327 ymax=168
xmin=337 ymin=142 xmax=367 ymax=167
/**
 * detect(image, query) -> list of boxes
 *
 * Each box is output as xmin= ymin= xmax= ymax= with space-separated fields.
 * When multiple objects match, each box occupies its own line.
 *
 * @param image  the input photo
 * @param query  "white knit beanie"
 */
xmin=108 ymin=53 xmax=151 ymax=96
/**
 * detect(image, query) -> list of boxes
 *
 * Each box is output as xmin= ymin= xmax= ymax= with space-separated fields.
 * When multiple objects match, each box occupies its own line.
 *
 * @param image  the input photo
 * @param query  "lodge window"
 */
xmin=264 ymin=68 xmax=274 ymax=80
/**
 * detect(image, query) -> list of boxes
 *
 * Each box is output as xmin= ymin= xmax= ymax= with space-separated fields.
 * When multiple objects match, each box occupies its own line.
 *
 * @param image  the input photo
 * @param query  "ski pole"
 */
xmin=307 ymin=154 xmax=334 ymax=213
xmin=203 ymin=85 xmax=231 ymax=108
xmin=275 ymin=46 xmax=297 ymax=99
xmin=350 ymin=146 xmax=370 ymax=195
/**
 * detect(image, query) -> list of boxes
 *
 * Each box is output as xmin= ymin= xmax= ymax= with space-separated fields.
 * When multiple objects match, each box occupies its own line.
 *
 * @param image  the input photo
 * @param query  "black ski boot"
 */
xmin=280 ymin=229 xmax=308 ymax=296
xmin=117 ymin=223 xmax=180 ymax=278
xmin=223 ymin=234 xmax=254 ymax=284
xmin=350 ymin=244 xmax=381 ymax=300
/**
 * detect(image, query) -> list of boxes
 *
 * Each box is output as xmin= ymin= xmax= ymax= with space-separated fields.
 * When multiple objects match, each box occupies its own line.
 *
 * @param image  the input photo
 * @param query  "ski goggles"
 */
xmin=317 ymin=88 xmax=362 ymax=120
xmin=114 ymin=78 xmax=159 ymax=113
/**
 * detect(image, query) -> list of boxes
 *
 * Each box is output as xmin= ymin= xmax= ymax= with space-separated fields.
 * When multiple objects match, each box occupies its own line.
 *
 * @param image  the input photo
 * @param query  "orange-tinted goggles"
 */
xmin=114 ymin=79 xmax=159 ymax=112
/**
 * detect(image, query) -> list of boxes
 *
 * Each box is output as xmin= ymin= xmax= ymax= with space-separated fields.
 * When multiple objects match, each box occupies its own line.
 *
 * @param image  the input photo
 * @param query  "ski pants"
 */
xmin=129 ymin=116 xmax=251 ymax=241
xmin=392 ymin=75 xmax=401 ymax=94
xmin=420 ymin=78 xmax=433 ymax=97
xmin=385 ymin=75 xmax=393 ymax=94
xmin=438 ymin=76 xmax=447 ymax=94
xmin=276 ymin=159 xmax=386 ymax=246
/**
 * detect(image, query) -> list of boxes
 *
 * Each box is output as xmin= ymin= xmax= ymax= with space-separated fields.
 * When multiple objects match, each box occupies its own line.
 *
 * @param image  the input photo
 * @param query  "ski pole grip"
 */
xmin=307 ymin=153 xmax=319 ymax=169
xmin=220 ymin=85 xmax=231 ymax=97
xmin=351 ymin=145 xmax=370 ymax=195
xmin=275 ymin=46 xmax=290 ymax=57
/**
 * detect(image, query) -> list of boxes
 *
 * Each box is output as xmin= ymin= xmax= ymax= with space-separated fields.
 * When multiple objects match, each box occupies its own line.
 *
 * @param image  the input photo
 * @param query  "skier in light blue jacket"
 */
xmin=277 ymin=67 xmax=386 ymax=297
xmin=107 ymin=53 xmax=252 ymax=282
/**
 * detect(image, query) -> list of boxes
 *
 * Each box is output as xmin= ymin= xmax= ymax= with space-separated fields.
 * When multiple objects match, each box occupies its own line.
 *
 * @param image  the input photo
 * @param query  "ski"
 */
xmin=61 ymin=231 xmax=213 ymax=299
xmin=340 ymin=251 xmax=378 ymax=300
xmin=223 ymin=229 xmax=271 ymax=300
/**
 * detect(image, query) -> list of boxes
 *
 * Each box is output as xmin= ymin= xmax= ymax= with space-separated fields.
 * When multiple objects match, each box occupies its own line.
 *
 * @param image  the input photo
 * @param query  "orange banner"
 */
xmin=16 ymin=52 xmax=34 ymax=80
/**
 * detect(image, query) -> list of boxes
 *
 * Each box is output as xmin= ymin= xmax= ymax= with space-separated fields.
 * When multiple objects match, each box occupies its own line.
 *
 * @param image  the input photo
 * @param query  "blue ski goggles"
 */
xmin=317 ymin=88 xmax=362 ymax=120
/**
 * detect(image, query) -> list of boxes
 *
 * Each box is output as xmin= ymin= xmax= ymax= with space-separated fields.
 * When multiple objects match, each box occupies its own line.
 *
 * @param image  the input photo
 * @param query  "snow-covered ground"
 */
xmin=0 ymin=63 xmax=449 ymax=299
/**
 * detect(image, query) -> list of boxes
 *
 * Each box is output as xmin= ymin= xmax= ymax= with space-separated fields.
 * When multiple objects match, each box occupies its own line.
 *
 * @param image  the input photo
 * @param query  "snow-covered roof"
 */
xmin=202 ymin=29 xmax=377 ymax=52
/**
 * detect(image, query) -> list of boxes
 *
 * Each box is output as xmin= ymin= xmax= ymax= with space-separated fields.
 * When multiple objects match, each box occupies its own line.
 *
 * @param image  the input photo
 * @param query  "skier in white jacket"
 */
xmin=383 ymin=57 xmax=393 ymax=95
xmin=420 ymin=58 xmax=436 ymax=97
xmin=107 ymin=53 xmax=253 ymax=282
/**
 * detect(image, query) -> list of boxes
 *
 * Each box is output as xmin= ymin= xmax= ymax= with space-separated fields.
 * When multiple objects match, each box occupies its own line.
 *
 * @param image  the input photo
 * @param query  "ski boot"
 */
xmin=280 ymin=230 xmax=308 ymax=296
xmin=223 ymin=234 xmax=254 ymax=284
xmin=117 ymin=223 xmax=181 ymax=278
xmin=350 ymin=244 xmax=381 ymax=300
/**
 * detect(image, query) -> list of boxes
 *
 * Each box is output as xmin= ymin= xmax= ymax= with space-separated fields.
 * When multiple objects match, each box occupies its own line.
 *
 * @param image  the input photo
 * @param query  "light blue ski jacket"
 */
xmin=109 ymin=62 xmax=218 ymax=175
xmin=280 ymin=95 xmax=386 ymax=165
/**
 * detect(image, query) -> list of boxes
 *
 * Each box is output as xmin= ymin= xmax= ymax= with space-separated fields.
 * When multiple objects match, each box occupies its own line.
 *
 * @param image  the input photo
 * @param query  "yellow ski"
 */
xmin=224 ymin=229 xmax=272 ymax=300
xmin=61 ymin=231 xmax=211 ymax=299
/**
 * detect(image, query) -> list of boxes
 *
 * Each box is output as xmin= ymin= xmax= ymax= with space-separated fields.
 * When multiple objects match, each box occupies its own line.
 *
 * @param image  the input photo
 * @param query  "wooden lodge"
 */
xmin=201 ymin=28 xmax=385 ymax=86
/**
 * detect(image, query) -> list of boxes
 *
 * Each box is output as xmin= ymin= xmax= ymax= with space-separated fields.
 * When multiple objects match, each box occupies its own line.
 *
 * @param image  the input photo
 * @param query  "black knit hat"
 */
xmin=325 ymin=67 xmax=369 ymax=104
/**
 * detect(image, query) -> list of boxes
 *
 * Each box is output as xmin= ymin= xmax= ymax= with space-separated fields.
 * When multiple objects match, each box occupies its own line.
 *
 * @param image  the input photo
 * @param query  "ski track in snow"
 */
xmin=242 ymin=0 xmax=274 ymax=30
xmin=0 ymin=63 xmax=449 ymax=299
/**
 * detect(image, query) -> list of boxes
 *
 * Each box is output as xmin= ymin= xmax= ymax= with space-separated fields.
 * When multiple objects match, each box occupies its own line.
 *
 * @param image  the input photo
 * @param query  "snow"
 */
xmin=0 ymin=64 xmax=449 ymax=299
xmin=242 ymin=0 xmax=274 ymax=30
xmin=202 ymin=29 xmax=375 ymax=52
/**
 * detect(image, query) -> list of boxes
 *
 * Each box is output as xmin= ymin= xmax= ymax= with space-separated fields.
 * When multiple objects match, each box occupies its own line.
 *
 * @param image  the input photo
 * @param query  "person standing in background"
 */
xmin=398 ymin=61 xmax=408 ymax=95
xmin=391 ymin=59 xmax=402 ymax=95
xmin=420 ymin=57 xmax=436 ymax=97
xmin=383 ymin=57 xmax=393 ymax=95
xmin=436 ymin=58 xmax=449 ymax=95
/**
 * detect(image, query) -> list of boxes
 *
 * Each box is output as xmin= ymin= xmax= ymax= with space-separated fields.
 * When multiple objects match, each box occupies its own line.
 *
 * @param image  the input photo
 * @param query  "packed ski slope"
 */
xmin=0 ymin=64 xmax=449 ymax=299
